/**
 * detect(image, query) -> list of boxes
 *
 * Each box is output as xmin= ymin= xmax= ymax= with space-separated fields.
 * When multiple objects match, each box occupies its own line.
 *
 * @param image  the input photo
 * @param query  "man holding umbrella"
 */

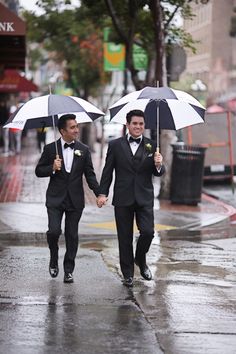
xmin=35 ymin=114 xmax=100 ymax=283
xmin=97 ymin=110 xmax=165 ymax=287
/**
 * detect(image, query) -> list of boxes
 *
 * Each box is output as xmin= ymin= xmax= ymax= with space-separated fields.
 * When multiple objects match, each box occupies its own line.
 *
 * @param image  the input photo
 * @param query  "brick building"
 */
xmin=181 ymin=0 xmax=236 ymax=108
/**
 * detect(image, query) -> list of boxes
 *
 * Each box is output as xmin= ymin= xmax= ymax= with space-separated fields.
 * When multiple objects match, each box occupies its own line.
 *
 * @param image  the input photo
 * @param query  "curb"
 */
xmin=0 ymin=216 xmax=231 ymax=243
xmin=202 ymin=193 xmax=236 ymax=222
xmin=1 ymin=193 xmax=235 ymax=243
xmin=0 ymin=231 xmax=117 ymax=243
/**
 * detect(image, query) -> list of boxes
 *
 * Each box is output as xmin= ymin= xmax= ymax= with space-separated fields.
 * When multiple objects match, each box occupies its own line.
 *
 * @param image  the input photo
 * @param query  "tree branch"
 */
xmin=104 ymin=0 xmax=129 ymax=45
xmin=164 ymin=5 xmax=180 ymax=31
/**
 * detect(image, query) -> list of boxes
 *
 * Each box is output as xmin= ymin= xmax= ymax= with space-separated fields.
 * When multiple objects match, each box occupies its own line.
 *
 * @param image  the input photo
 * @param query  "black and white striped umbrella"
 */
xmin=4 ymin=94 xmax=104 ymax=130
xmin=4 ymin=94 xmax=105 ymax=155
xmin=109 ymin=86 xmax=205 ymax=149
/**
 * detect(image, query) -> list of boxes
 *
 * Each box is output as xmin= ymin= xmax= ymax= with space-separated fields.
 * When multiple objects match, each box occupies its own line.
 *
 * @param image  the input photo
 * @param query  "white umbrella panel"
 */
xmin=4 ymin=94 xmax=105 ymax=155
xmin=109 ymin=86 xmax=205 ymax=150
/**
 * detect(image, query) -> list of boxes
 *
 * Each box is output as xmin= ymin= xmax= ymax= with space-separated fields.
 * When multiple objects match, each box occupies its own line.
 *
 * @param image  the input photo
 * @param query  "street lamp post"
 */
xmin=191 ymin=79 xmax=207 ymax=106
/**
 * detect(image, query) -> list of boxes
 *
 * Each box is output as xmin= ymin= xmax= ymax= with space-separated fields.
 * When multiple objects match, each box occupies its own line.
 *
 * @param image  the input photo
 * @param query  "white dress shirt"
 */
xmin=127 ymin=133 xmax=142 ymax=155
xmin=127 ymin=134 xmax=162 ymax=172
xmin=61 ymin=138 xmax=75 ymax=173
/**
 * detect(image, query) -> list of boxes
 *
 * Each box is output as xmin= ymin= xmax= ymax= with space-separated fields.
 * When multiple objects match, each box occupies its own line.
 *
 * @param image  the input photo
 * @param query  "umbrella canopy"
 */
xmin=4 ymin=94 xmax=105 ymax=156
xmin=109 ymin=86 xmax=205 ymax=148
xmin=4 ymin=94 xmax=105 ymax=130
xmin=206 ymin=104 xmax=226 ymax=113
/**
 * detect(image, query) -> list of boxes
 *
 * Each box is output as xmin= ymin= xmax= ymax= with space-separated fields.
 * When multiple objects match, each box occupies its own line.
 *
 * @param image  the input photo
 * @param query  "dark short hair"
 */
xmin=126 ymin=110 xmax=145 ymax=124
xmin=58 ymin=114 xmax=76 ymax=132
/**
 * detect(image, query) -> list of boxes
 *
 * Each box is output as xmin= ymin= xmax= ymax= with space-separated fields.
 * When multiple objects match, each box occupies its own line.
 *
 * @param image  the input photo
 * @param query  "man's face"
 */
xmin=126 ymin=115 xmax=145 ymax=138
xmin=61 ymin=119 xmax=79 ymax=142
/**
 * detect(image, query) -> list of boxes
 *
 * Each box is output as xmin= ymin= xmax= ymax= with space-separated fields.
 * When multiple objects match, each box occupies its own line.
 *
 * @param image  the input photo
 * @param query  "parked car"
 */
xmin=103 ymin=121 xmax=124 ymax=142
xmin=95 ymin=115 xmax=124 ymax=143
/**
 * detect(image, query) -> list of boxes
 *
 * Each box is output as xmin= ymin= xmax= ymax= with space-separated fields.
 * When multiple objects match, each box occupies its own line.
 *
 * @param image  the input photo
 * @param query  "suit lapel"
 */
xmin=120 ymin=137 xmax=133 ymax=165
xmin=120 ymin=136 xmax=151 ymax=168
xmin=140 ymin=137 xmax=152 ymax=167
xmin=69 ymin=141 xmax=81 ymax=176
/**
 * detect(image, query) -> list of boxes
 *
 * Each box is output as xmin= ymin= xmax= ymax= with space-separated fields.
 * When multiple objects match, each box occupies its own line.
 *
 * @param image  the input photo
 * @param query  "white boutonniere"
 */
xmin=74 ymin=149 xmax=83 ymax=157
xmin=145 ymin=143 xmax=152 ymax=152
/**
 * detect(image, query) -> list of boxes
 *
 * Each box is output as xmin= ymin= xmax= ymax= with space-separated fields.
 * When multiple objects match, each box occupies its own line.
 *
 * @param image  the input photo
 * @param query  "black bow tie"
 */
xmin=64 ymin=142 xmax=75 ymax=149
xmin=129 ymin=136 xmax=141 ymax=144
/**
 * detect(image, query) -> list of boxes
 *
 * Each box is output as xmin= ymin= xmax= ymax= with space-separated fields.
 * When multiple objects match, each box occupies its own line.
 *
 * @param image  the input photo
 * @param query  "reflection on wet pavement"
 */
xmin=160 ymin=223 xmax=236 ymax=242
xmin=0 ymin=245 xmax=161 ymax=354
xmin=0 ymin=225 xmax=236 ymax=353
xmin=101 ymin=231 xmax=236 ymax=354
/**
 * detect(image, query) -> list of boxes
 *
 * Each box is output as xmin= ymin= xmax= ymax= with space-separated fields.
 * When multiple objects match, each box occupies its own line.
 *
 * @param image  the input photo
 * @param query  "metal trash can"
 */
xmin=170 ymin=144 xmax=206 ymax=205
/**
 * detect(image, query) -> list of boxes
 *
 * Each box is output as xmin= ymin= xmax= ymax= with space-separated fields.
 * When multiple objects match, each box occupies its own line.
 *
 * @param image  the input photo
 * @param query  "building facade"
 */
xmin=182 ymin=0 xmax=236 ymax=107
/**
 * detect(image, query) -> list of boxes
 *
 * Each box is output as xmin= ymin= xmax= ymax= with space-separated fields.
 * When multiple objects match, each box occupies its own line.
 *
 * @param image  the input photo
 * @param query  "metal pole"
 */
xmin=156 ymin=102 xmax=159 ymax=153
xmin=122 ymin=67 xmax=128 ymax=136
xmin=52 ymin=114 xmax=59 ymax=157
xmin=227 ymin=111 xmax=234 ymax=193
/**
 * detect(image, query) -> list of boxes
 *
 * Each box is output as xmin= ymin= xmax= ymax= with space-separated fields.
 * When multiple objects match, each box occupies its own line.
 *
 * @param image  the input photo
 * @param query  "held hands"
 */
xmin=154 ymin=151 xmax=163 ymax=169
xmin=53 ymin=155 xmax=62 ymax=172
xmin=97 ymin=195 xmax=107 ymax=208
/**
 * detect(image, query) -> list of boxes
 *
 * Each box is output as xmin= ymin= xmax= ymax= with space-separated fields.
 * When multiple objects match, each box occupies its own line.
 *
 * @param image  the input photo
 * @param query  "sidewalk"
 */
xmin=1 ymin=131 xmax=235 ymax=354
xmin=0 ymin=130 xmax=236 ymax=242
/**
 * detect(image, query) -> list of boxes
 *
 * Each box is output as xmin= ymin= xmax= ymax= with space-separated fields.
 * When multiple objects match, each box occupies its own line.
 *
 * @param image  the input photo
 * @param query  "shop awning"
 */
xmin=206 ymin=104 xmax=226 ymax=113
xmin=0 ymin=69 xmax=38 ymax=93
xmin=0 ymin=3 xmax=26 ymax=71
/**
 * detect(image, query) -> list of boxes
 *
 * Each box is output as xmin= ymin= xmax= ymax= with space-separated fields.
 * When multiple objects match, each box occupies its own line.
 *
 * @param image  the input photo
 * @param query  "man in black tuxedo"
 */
xmin=97 ymin=110 xmax=165 ymax=287
xmin=35 ymin=114 xmax=99 ymax=283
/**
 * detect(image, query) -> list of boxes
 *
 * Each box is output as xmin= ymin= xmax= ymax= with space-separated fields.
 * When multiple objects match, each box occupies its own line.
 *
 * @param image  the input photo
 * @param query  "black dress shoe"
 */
xmin=123 ymin=277 xmax=133 ymax=287
xmin=49 ymin=264 xmax=59 ymax=278
xmin=135 ymin=259 xmax=152 ymax=281
xmin=64 ymin=273 xmax=74 ymax=283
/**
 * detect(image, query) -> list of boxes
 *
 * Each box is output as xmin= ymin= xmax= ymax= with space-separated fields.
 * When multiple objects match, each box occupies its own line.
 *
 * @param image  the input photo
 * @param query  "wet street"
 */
xmin=0 ymin=134 xmax=236 ymax=352
xmin=0 ymin=244 xmax=161 ymax=354
xmin=1 ymin=226 xmax=236 ymax=354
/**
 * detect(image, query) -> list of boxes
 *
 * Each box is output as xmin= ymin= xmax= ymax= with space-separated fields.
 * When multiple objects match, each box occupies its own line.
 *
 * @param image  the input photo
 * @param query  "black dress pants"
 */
xmin=47 ymin=202 xmax=83 ymax=273
xmin=114 ymin=203 xmax=154 ymax=278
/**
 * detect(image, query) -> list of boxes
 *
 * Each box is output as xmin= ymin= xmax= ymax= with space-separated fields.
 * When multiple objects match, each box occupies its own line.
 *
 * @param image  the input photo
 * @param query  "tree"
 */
xmin=21 ymin=0 xmax=111 ymax=149
xmin=82 ymin=0 xmax=209 ymax=198
xmin=23 ymin=0 xmax=209 ymax=197
xmin=22 ymin=0 xmax=108 ymax=99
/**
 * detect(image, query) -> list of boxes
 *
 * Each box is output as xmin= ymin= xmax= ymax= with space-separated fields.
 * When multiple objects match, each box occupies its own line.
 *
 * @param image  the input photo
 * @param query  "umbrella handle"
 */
xmin=156 ymin=147 xmax=159 ymax=154
xmin=55 ymin=154 xmax=61 ymax=171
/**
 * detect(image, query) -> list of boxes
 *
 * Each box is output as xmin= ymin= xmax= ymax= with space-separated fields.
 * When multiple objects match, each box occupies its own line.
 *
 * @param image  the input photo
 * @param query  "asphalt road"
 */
xmin=0 ymin=232 xmax=236 ymax=354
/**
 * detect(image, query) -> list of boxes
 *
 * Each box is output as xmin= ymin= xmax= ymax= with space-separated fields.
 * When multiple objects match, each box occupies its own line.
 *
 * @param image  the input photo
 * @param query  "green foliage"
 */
xmin=81 ymin=0 xmax=204 ymax=88
xmin=22 ymin=0 xmax=209 ymax=94
xmin=168 ymin=27 xmax=197 ymax=53
xmin=27 ymin=47 xmax=45 ymax=71
xmin=22 ymin=0 xmax=108 ymax=98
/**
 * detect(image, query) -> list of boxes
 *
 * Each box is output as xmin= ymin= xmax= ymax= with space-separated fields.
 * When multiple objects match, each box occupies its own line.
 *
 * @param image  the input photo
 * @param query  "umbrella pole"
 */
xmin=156 ymin=102 xmax=160 ymax=154
xmin=52 ymin=115 xmax=59 ymax=157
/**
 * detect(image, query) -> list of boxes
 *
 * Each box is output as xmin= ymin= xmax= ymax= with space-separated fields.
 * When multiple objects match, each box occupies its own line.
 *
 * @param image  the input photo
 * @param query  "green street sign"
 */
xmin=133 ymin=44 xmax=148 ymax=70
xmin=103 ymin=43 xmax=125 ymax=71
xmin=103 ymin=27 xmax=147 ymax=71
xmin=103 ymin=27 xmax=110 ymax=42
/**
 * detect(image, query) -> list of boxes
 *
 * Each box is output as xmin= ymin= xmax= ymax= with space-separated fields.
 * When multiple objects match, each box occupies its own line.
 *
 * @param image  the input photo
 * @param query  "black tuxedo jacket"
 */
xmin=35 ymin=139 xmax=99 ymax=209
xmin=100 ymin=136 xmax=165 ymax=207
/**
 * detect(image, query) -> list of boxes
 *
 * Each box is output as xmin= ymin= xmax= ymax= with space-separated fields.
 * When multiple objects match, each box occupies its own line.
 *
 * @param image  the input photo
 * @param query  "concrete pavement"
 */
xmin=0 ymin=129 xmax=236 ymax=241
xmin=1 ymin=130 xmax=236 ymax=353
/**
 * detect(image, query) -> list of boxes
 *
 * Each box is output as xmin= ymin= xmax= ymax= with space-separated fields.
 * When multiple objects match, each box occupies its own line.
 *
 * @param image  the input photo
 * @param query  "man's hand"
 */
xmin=53 ymin=155 xmax=62 ymax=171
xmin=97 ymin=195 xmax=107 ymax=208
xmin=154 ymin=152 xmax=163 ymax=169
